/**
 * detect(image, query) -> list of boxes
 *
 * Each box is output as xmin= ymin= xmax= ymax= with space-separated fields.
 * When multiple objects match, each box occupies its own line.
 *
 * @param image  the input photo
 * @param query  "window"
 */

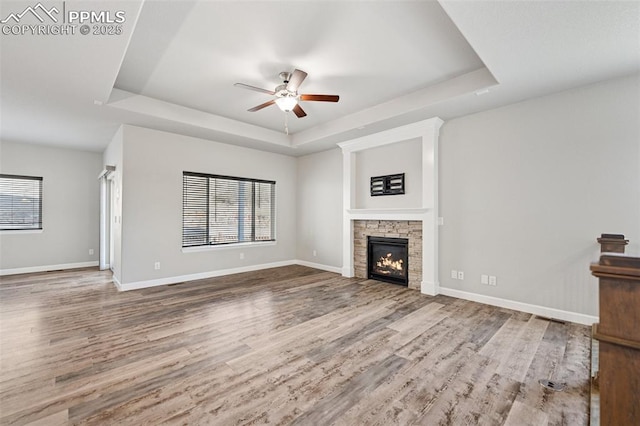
xmin=0 ymin=174 xmax=43 ymax=231
xmin=182 ymin=172 xmax=275 ymax=247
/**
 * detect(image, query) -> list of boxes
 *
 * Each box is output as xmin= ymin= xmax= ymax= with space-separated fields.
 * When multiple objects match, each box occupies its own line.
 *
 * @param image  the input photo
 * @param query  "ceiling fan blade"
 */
xmin=234 ymin=83 xmax=275 ymax=95
xmin=292 ymin=104 xmax=307 ymax=118
xmin=248 ymin=99 xmax=275 ymax=112
xmin=300 ymin=94 xmax=339 ymax=102
xmin=286 ymin=69 xmax=308 ymax=92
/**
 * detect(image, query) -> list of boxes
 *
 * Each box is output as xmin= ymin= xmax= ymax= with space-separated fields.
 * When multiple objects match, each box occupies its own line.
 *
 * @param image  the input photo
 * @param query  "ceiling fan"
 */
xmin=234 ymin=69 xmax=339 ymax=118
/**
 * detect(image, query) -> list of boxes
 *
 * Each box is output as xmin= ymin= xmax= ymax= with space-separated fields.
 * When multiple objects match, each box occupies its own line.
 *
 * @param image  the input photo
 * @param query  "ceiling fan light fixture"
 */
xmin=275 ymin=96 xmax=298 ymax=112
xmin=235 ymin=69 xmax=338 ymax=118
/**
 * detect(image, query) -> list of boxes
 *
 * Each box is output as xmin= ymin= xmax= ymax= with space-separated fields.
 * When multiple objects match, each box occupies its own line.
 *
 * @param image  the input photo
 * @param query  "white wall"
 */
xmin=355 ymin=138 xmax=422 ymax=209
xmin=116 ymin=125 xmax=297 ymax=285
xmin=439 ymin=73 xmax=640 ymax=317
xmin=4 ymin=74 xmax=637 ymax=322
xmin=297 ymin=148 xmax=343 ymax=269
xmin=0 ymin=141 xmax=102 ymax=273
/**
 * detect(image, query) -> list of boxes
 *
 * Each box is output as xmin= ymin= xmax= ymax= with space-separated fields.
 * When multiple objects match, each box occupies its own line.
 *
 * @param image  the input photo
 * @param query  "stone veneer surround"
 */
xmin=354 ymin=220 xmax=423 ymax=290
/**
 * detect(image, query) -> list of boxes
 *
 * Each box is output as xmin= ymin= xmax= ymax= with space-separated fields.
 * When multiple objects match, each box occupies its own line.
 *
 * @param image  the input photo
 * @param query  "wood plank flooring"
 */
xmin=0 ymin=266 xmax=591 ymax=425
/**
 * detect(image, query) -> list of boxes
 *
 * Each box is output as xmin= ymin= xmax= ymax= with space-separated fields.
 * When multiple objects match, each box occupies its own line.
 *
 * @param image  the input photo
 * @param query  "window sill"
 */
xmin=0 ymin=229 xmax=43 ymax=235
xmin=182 ymin=241 xmax=276 ymax=253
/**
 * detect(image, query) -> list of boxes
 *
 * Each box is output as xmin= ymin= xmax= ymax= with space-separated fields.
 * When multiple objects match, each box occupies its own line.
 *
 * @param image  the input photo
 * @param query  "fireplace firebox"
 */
xmin=367 ymin=236 xmax=409 ymax=286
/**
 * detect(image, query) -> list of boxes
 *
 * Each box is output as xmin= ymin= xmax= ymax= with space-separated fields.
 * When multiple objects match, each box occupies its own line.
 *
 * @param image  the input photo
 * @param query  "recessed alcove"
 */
xmin=355 ymin=137 xmax=423 ymax=209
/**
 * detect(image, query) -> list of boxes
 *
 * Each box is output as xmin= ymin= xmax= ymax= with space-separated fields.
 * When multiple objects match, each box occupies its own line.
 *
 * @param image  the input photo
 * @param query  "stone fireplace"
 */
xmin=338 ymin=118 xmax=442 ymax=296
xmin=354 ymin=220 xmax=422 ymax=289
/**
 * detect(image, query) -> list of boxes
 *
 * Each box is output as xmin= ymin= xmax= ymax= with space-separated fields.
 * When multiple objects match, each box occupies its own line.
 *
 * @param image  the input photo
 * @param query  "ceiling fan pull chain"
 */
xmin=284 ymin=112 xmax=289 ymax=135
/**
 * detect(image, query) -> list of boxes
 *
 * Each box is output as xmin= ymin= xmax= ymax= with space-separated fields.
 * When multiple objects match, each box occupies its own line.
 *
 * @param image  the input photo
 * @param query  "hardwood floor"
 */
xmin=0 ymin=266 xmax=590 ymax=425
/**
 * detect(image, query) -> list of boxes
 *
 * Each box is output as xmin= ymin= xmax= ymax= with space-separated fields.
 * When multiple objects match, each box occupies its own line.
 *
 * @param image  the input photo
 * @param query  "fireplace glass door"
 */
xmin=367 ymin=236 xmax=409 ymax=286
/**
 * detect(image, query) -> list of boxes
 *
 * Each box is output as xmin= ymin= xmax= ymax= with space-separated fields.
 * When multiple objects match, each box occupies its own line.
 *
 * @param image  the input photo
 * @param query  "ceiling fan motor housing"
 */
xmin=274 ymin=84 xmax=296 ymax=98
xmin=276 ymin=71 xmax=297 ymax=99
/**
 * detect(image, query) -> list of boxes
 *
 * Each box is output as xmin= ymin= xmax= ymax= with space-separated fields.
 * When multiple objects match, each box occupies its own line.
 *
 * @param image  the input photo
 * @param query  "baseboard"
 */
xmin=112 ymin=274 xmax=123 ymax=290
xmin=1 ymin=261 xmax=599 ymax=326
xmin=420 ymin=280 xmax=438 ymax=296
xmin=117 ymin=260 xmax=298 ymax=291
xmin=294 ymin=260 xmax=342 ymax=274
xmin=116 ymin=259 xmax=344 ymax=291
xmin=0 ymin=261 xmax=99 ymax=276
xmin=341 ymin=266 xmax=355 ymax=278
xmin=438 ymin=287 xmax=598 ymax=326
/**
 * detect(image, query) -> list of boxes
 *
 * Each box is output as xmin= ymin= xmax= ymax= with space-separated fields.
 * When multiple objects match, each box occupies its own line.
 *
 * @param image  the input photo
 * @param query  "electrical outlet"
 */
xmin=89 ymin=249 xmax=94 ymax=255
xmin=240 ymin=253 xmax=245 ymax=260
xmin=489 ymin=276 xmax=497 ymax=286
xmin=457 ymin=271 xmax=464 ymax=280
xmin=154 ymin=262 xmax=160 ymax=270
xmin=451 ymin=270 xmax=458 ymax=279
xmin=481 ymin=274 xmax=489 ymax=285
xmin=313 ymin=250 xmax=317 ymax=257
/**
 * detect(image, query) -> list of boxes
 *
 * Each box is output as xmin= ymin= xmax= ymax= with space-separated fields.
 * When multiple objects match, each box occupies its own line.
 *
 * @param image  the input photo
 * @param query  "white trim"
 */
xmin=439 ymin=287 xmax=598 ymax=326
xmin=116 ymin=260 xmax=297 ymax=291
xmin=114 ymin=259 xmax=343 ymax=291
xmin=337 ymin=118 xmax=444 ymax=153
xmin=421 ymin=280 xmax=438 ymax=296
xmin=347 ymin=208 xmax=429 ymax=221
xmin=112 ymin=273 xmax=123 ymax=290
xmin=339 ymin=117 xmax=443 ymax=297
xmin=0 ymin=229 xmax=43 ymax=235
xmin=295 ymin=260 xmax=342 ymax=274
xmin=2 ymin=260 xmax=597 ymax=326
xmin=97 ymin=165 xmax=116 ymax=180
xmin=182 ymin=241 xmax=276 ymax=253
xmin=0 ymin=261 xmax=99 ymax=276
xmin=99 ymin=176 xmax=109 ymax=270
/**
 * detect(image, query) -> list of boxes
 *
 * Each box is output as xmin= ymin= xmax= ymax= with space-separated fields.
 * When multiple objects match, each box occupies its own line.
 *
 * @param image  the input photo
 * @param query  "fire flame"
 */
xmin=376 ymin=253 xmax=404 ymax=274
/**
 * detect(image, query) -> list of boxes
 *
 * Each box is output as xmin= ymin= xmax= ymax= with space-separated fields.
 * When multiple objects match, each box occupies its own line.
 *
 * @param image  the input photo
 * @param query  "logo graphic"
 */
xmin=1 ymin=2 xmax=126 ymax=36
xmin=1 ymin=2 xmax=59 ymax=24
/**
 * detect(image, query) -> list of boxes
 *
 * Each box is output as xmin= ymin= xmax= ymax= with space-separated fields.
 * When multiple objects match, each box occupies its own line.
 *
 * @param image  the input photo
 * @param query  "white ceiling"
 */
xmin=1 ymin=0 xmax=639 ymax=156
xmin=115 ymin=1 xmax=484 ymax=134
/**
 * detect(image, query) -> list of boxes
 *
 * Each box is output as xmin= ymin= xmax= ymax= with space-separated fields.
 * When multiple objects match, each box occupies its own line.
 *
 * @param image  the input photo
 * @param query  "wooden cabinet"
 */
xmin=591 ymin=254 xmax=640 ymax=426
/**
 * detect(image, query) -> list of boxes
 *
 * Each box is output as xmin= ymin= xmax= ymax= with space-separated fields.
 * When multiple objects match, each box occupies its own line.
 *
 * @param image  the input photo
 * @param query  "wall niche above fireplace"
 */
xmin=368 ymin=236 xmax=409 ymax=286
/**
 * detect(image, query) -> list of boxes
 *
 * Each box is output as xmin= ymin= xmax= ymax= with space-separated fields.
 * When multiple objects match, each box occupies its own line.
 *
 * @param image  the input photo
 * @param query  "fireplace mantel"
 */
xmin=338 ymin=117 xmax=443 ymax=296
xmin=347 ymin=208 xmax=429 ymax=221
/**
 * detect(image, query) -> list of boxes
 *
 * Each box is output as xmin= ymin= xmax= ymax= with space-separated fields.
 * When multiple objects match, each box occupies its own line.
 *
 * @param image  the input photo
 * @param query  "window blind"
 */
xmin=183 ymin=172 xmax=275 ymax=247
xmin=0 ymin=174 xmax=43 ymax=230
